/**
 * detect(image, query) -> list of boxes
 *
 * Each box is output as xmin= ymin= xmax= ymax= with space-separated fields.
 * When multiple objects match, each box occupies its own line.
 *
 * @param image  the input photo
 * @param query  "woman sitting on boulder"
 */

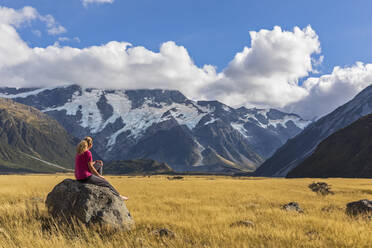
xmin=75 ymin=136 xmax=128 ymax=200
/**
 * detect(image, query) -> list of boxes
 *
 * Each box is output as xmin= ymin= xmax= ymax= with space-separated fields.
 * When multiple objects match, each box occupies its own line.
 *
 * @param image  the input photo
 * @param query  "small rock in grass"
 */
xmin=305 ymin=229 xmax=319 ymax=240
xmin=167 ymin=176 xmax=184 ymax=180
xmin=230 ymin=220 xmax=254 ymax=228
xmin=151 ymin=228 xmax=175 ymax=238
xmin=281 ymin=202 xmax=304 ymax=213
xmin=308 ymin=182 xmax=334 ymax=196
xmin=346 ymin=199 xmax=372 ymax=217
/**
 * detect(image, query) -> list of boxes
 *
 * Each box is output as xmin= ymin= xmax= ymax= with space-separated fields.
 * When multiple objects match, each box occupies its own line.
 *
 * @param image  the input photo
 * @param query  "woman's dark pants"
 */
xmin=78 ymin=163 xmax=120 ymax=197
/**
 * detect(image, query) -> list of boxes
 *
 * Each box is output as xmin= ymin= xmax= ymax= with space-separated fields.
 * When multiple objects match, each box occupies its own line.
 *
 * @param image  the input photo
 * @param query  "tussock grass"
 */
xmin=0 ymin=174 xmax=371 ymax=247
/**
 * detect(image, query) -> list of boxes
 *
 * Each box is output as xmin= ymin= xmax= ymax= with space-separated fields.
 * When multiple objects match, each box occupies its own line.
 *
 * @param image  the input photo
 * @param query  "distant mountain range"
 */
xmin=0 ymin=84 xmax=310 ymax=173
xmin=287 ymin=113 xmax=372 ymax=178
xmin=255 ymin=84 xmax=372 ymax=177
xmin=0 ymin=98 xmax=76 ymax=173
xmin=104 ymin=159 xmax=174 ymax=175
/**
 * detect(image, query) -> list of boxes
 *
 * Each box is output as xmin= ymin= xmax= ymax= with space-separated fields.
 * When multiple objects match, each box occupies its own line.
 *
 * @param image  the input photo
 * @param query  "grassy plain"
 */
xmin=0 ymin=174 xmax=371 ymax=248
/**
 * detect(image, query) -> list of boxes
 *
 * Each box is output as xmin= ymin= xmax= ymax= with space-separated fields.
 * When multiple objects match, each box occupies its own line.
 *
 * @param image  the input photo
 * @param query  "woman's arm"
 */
xmin=88 ymin=161 xmax=104 ymax=178
xmin=85 ymin=151 xmax=104 ymax=178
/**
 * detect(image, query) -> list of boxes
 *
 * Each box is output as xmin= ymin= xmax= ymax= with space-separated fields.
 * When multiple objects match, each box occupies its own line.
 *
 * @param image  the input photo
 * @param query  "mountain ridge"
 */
xmin=0 ymin=84 xmax=311 ymax=172
xmin=0 ymin=98 xmax=76 ymax=173
xmin=286 ymin=113 xmax=372 ymax=178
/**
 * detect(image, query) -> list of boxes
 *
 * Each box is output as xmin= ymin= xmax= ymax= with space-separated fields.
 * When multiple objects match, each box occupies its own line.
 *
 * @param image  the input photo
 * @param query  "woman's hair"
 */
xmin=76 ymin=136 xmax=93 ymax=155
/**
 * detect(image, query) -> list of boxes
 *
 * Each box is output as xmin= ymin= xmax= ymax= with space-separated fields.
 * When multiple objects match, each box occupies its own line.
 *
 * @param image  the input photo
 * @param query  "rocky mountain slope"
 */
xmin=0 ymin=84 xmax=310 ymax=172
xmin=287 ymin=114 xmax=372 ymax=178
xmin=255 ymin=84 xmax=372 ymax=177
xmin=0 ymin=98 xmax=76 ymax=173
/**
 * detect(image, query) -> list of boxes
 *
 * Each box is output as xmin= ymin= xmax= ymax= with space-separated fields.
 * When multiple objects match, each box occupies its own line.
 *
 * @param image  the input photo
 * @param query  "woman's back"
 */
xmin=75 ymin=150 xmax=92 ymax=180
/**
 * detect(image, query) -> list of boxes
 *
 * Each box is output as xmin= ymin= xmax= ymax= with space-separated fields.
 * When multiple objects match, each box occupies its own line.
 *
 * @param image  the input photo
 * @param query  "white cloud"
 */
xmin=0 ymin=7 xmax=33 ymax=68
xmin=82 ymin=0 xmax=114 ymax=7
xmin=212 ymin=27 xmax=372 ymax=119
xmin=47 ymin=25 xmax=66 ymax=35
xmin=0 ymin=7 xmax=218 ymax=98
xmin=58 ymin=37 xmax=70 ymax=42
xmin=200 ymin=26 xmax=321 ymax=110
xmin=58 ymin=36 xmax=81 ymax=43
xmin=284 ymin=62 xmax=372 ymax=119
xmin=0 ymin=6 xmax=372 ymax=120
xmin=39 ymin=14 xmax=66 ymax=35
xmin=0 ymin=6 xmax=38 ymax=27
xmin=0 ymin=40 xmax=219 ymax=99
xmin=0 ymin=6 xmax=66 ymax=36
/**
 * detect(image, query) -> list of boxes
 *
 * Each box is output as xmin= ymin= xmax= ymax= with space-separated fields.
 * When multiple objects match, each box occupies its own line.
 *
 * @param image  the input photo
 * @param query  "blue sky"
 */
xmin=2 ymin=0 xmax=372 ymax=73
xmin=0 ymin=0 xmax=372 ymax=120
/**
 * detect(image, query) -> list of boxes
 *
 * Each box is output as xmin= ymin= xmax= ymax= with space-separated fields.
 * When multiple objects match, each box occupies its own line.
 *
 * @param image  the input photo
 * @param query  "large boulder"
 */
xmin=45 ymin=179 xmax=134 ymax=229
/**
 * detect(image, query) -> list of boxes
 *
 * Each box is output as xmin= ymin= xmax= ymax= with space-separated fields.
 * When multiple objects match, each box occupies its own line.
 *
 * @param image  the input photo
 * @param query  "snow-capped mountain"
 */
xmin=0 ymin=84 xmax=310 ymax=172
xmin=255 ymin=84 xmax=372 ymax=177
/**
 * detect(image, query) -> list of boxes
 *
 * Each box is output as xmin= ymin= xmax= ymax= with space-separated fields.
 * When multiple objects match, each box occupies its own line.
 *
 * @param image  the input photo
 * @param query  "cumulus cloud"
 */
xmin=0 ymin=6 xmax=218 ymax=98
xmin=284 ymin=62 xmax=372 ymax=119
xmin=0 ymin=5 xmax=372 ymax=120
xmin=0 ymin=7 xmax=33 ymax=68
xmin=82 ymin=0 xmax=114 ymax=7
xmin=1 ymin=40 xmax=218 ymax=99
xmin=200 ymin=26 xmax=321 ymax=110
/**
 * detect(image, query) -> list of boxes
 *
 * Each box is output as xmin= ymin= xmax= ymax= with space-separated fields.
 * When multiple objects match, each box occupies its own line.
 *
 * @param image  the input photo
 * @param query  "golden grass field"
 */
xmin=0 ymin=174 xmax=371 ymax=248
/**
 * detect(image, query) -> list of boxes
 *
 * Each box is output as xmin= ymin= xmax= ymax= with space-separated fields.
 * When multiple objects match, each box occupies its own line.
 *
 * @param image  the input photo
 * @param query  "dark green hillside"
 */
xmin=0 ymin=98 xmax=76 ymax=173
xmin=104 ymin=159 xmax=174 ymax=174
xmin=287 ymin=114 xmax=372 ymax=178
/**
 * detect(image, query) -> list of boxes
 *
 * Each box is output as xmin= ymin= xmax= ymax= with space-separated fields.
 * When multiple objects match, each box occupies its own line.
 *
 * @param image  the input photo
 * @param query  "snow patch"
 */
xmin=0 ymin=86 xmax=62 ymax=99
xmin=231 ymin=122 xmax=252 ymax=139
xmin=192 ymin=139 xmax=205 ymax=167
xmin=171 ymin=104 xmax=209 ymax=129
xmin=43 ymin=89 xmax=104 ymax=133
xmin=287 ymin=117 xmax=311 ymax=129
xmin=106 ymin=98 xmax=211 ymax=148
xmin=103 ymin=90 xmax=132 ymax=127
xmin=204 ymin=117 xmax=218 ymax=125
xmin=257 ymin=109 xmax=269 ymax=119
xmin=222 ymin=105 xmax=231 ymax=112
xmin=240 ymin=112 xmax=310 ymax=129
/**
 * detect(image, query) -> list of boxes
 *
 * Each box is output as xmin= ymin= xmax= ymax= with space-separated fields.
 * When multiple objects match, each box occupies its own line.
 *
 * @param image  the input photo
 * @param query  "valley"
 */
xmin=0 ymin=175 xmax=370 ymax=247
